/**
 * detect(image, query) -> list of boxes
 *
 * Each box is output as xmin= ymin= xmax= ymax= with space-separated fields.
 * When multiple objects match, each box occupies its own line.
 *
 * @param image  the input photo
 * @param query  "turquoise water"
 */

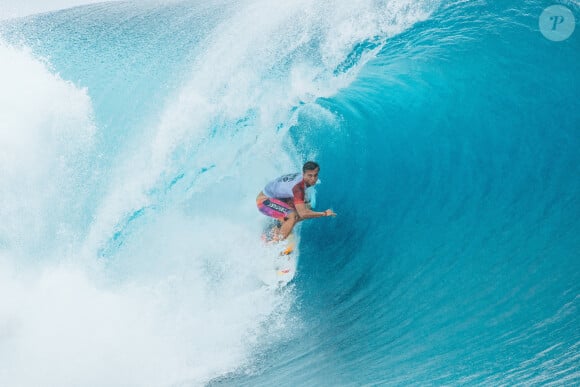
xmin=0 ymin=1 xmax=578 ymax=386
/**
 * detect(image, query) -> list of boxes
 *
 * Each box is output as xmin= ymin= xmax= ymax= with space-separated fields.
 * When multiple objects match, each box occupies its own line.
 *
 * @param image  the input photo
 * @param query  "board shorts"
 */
xmin=256 ymin=195 xmax=293 ymax=220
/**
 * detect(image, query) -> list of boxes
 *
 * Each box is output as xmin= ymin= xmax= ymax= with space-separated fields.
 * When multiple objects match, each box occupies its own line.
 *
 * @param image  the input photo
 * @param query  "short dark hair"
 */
xmin=302 ymin=161 xmax=320 ymax=172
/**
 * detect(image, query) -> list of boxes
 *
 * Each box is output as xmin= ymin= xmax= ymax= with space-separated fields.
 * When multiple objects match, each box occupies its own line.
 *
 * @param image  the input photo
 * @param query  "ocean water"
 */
xmin=0 ymin=1 xmax=578 ymax=386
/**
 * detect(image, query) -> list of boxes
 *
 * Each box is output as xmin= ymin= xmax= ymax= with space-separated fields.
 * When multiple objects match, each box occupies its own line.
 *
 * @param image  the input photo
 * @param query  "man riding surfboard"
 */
xmin=256 ymin=161 xmax=336 ymax=240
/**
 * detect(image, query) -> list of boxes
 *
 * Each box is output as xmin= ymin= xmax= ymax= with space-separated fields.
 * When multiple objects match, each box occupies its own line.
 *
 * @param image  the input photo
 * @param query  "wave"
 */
xmin=1 ymin=0 xmax=578 ymax=386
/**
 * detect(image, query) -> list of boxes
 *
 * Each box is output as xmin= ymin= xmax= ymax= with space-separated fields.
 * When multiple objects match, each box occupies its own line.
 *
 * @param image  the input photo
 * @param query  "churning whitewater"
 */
xmin=0 ymin=0 xmax=578 ymax=386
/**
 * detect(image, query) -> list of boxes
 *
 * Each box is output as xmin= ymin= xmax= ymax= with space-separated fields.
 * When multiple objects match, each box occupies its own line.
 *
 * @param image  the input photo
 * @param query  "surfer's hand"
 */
xmin=324 ymin=209 xmax=337 ymax=217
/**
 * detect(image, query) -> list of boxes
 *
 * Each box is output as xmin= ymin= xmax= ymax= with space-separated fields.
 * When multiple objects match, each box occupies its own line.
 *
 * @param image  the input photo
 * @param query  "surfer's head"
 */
xmin=302 ymin=161 xmax=319 ymax=173
xmin=302 ymin=161 xmax=320 ymax=187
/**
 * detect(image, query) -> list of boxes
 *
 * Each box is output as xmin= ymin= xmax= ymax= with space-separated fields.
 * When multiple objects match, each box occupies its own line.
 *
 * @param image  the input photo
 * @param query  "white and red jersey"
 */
xmin=263 ymin=173 xmax=308 ymax=205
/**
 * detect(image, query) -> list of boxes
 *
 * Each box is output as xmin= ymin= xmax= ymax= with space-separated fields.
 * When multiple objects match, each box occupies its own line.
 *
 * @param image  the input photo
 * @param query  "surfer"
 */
xmin=256 ymin=161 xmax=336 ymax=240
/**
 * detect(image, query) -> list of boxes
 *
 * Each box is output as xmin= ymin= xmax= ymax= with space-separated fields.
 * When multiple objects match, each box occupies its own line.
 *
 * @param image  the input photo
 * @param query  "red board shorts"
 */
xmin=256 ymin=195 xmax=293 ymax=220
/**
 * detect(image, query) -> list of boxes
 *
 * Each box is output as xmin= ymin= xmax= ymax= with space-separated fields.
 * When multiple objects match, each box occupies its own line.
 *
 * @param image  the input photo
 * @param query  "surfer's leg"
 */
xmin=256 ymin=194 xmax=295 ymax=240
xmin=278 ymin=211 xmax=299 ymax=240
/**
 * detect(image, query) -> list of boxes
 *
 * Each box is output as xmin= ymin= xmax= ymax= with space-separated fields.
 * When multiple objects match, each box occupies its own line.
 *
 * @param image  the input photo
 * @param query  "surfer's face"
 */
xmin=303 ymin=168 xmax=319 ymax=187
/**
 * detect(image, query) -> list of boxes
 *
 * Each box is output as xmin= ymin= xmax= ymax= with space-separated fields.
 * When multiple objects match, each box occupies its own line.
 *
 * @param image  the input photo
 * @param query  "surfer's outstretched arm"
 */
xmin=295 ymin=203 xmax=336 ymax=219
xmin=277 ymin=205 xmax=335 ymax=240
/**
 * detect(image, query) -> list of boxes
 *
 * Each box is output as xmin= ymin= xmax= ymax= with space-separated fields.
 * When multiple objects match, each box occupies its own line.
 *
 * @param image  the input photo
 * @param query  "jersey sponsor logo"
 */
xmin=278 ymin=173 xmax=300 ymax=183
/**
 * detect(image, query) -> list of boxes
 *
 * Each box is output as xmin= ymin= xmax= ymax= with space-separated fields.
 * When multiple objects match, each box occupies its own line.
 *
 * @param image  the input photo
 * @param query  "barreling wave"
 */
xmin=1 ymin=0 xmax=578 ymax=386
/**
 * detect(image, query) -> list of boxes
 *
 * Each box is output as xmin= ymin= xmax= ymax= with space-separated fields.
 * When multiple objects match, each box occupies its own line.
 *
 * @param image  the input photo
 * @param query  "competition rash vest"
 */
xmin=263 ymin=173 xmax=308 ymax=205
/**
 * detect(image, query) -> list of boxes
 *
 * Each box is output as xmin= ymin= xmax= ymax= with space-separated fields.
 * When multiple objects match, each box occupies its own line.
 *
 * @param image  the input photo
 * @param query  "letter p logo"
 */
xmin=550 ymin=15 xmax=565 ymax=31
xmin=540 ymin=5 xmax=576 ymax=41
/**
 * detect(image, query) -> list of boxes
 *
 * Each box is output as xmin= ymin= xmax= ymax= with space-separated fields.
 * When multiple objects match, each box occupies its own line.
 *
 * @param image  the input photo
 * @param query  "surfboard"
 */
xmin=260 ymin=222 xmax=298 ymax=286
xmin=273 ymin=233 xmax=298 ymax=286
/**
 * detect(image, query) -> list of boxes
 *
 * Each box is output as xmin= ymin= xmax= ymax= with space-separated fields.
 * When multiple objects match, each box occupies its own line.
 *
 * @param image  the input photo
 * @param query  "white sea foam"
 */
xmin=0 ymin=42 xmax=95 ymax=255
